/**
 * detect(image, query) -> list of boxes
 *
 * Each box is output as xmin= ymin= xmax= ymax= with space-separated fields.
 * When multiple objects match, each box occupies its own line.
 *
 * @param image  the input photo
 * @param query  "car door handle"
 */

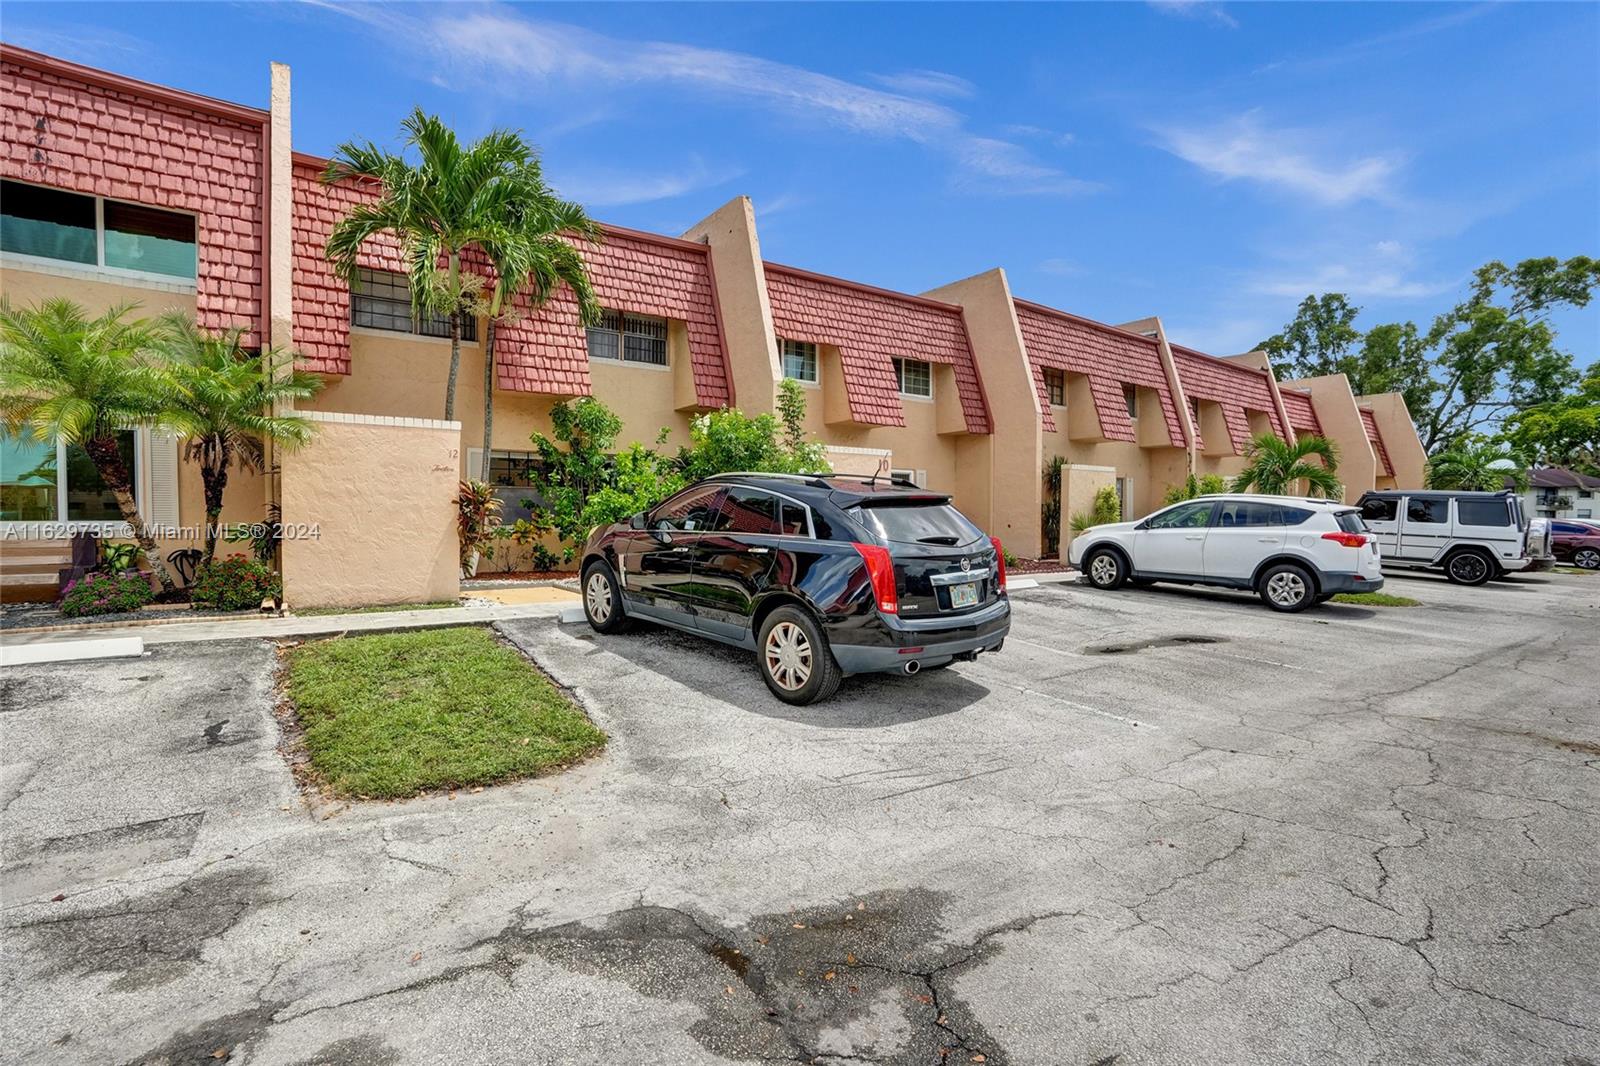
xmin=1258 ymin=536 xmax=1279 ymax=542
xmin=747 ymin=547 xmax=769 ymax=554
xmin=670 ymin=547 xmax=689 ymax=553
xmin=1185 ymin=534 xmax=1204 ymax=541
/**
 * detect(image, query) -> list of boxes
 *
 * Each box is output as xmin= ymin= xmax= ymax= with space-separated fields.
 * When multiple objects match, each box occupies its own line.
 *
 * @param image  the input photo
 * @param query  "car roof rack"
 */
xmin=700 ymin=471 xmax=834 ymax=489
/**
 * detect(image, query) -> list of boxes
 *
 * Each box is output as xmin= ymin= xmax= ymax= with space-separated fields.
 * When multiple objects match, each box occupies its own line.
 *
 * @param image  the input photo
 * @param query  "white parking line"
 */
xmin=964 ymin=662 xmax=1152 ymax=729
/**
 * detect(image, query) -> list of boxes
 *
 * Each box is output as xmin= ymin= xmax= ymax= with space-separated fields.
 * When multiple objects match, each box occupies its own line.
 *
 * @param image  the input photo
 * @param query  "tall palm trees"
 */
xmin=1230 ymin=432 xmax=1344 ymax=498
xmin=1427 ymin=435 xmax=1527 ymax=491
xmin=323 ymin=109 xmax=600 ymax=448
xmin=0 ymin=299 xmax=180 ymax=592
xmin=158 ymin=317 xmax=321 ymax=563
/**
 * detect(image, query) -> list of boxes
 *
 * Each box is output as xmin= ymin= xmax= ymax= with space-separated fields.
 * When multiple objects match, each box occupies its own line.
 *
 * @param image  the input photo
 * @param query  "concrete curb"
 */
xmin=2 ymin=635 xmax=144 ymax=666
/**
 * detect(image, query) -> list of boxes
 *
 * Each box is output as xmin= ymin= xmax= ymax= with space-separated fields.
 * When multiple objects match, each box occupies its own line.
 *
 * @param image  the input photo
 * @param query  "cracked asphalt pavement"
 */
xmin=3 ymin=570 xmax=1597 ymax=1064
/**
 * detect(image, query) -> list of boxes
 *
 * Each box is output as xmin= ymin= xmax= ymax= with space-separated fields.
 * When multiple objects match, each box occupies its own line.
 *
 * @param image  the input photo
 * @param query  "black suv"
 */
xmin=579 ymin=473 xmax=1010 ymax=704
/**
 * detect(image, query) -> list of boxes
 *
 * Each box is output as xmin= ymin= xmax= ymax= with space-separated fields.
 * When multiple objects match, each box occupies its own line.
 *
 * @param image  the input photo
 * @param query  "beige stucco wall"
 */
xmin=1354 ymin=392 xmax=1427 ymax=489
xmin=1282 ymin=374 xmax=1376 ymax=500
xmin=923 ymin=268 xmax=1043 ymax=555
xmin=279 ymin=412 xmax=460 ymax=608
xmin=1059 ymin=464 xmax=1119 ymax=556
xmin=682 ymin=196 xmax=776 ymax=414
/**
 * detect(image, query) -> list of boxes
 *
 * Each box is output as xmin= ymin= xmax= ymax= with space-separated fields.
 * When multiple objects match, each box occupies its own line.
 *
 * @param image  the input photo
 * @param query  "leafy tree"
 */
xmin=525 ymin=397 xmax=682 ymax=561
xmin=674 ymin=395 xmax=830 ymax=484
xmin=475 ymin=165 xmax=602 ymax=480
xmin=1426 ymin=434 xmax=1527 ymax=491
xmin=157 ymin=317 xmax=320 ymax=563
xmin=1503 ymin=372 xmax=1600 ymax=475
xmin=0 ymin=299 xmax=178 ymax=592
xmin=323 ymin=110 xmax=537 ymax=422
xmin=1162 ymin=472 xmax=1228 ymax=506
xmin=1230 ymin=433 xmax=1342 ymax=498
xmin=1260 ymin=257 xmax=1598 ymax=453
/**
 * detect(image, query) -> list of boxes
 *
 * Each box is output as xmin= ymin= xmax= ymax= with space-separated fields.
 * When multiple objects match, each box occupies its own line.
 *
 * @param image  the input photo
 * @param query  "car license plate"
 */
xmin=949 ymin=581 xmax=979 ymax=608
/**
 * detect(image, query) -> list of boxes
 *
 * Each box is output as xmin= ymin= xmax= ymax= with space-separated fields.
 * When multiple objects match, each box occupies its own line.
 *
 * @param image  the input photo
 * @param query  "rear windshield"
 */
xmin=850 ymin=501 xmax=984 ymax=546
xmin=1336 ymin=510 xmax=1367 ymax=534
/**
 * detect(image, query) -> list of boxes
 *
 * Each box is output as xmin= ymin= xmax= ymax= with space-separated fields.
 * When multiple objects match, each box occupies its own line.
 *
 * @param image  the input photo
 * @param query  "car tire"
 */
xmin=1083 ymin=548 xmax=1128 ymax=590
xmin=581 ymin=560 xmax=629 ymax=633
xmin=1443 ymin=549 xmax=1494 ymax=586
xmin=1257 ymin=562 xmax=1316 ymax=613
xmin=757 ymin=606 xmax=843 ymax=705
xmin=1575 ymin=548 xmax=1600 ymax=570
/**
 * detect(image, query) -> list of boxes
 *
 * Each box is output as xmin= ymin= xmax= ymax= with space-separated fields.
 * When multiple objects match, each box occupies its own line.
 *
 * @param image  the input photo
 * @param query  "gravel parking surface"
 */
xmin=3 ymin=570 xmax=1596 ymax=1064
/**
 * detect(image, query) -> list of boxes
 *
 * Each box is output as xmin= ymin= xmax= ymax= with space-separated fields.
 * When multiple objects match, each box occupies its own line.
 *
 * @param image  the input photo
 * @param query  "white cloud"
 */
xmin=1165 ymin=317 xmax=1277 ymax=355
xmin=1148 ymin=1 xmax=1239 ymax=30
xmin=312 ymin=2 xmax=1096 ymax=198
xmin=547 ymin=158 xmax=742 ymax=207
xmin=1005 ymin=123 xmax=1077 ymax=148
xmin=1250 ymin=264 xmax=1457 ymax=301
xmin=1153 ymin=112 xmax=1401 ymax=204
xmin=869 ymin=69 xmax=976 ymax=99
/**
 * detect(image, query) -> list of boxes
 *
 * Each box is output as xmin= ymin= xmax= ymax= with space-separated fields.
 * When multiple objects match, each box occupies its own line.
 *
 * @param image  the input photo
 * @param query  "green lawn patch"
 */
xmin=284 ymin=626 xmax=605 ymax=798
xmin=296 ymin=601 xmax=459 ymax=616
xmin=1331 ymin=592 xmax=1422 ymax=607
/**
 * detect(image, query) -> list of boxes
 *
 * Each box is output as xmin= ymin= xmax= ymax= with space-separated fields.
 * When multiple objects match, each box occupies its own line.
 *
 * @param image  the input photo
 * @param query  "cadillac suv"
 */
xmin=578 ymin=473 xmax=1010 ymax=704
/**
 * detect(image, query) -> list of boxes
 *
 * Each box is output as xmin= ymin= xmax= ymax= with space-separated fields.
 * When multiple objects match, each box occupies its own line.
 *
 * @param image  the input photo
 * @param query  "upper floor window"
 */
xmin=893 ymin=357 xmax=932 ymax=398
xmin=351 ymin=268 xmax=476 ymax=341
xmin=587 ymin=310 xmax=667 ymax=366
xmin=1 ymin=179 xmax=196 ymax=280
xmin=1044 ymin=368 xmax=1065 ymax=407
xmin=1124 ymin=385 xmax=1139 ymax=419
xmin=780 ymin=339 xmax=818 ymax=383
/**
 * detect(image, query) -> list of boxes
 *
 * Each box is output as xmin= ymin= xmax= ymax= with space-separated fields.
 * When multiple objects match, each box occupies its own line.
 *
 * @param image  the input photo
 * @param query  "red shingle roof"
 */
xmin=496 ymin=225 xmax=730 ymax=406
xmin=1360 ymin=409 xmax=1393 ymax=477
xmin=2 ymin=48 xmax=267 ymax=344
xmin=762 ymin=264 xmax=990 ymax=434
xmin=1012 ymin=302 xmax=1184 ymax=446
xmin=1169 ymin=345 xmax=1287 ymax=452
xmin=1279 ymin=388 xmax=1322 ymax=435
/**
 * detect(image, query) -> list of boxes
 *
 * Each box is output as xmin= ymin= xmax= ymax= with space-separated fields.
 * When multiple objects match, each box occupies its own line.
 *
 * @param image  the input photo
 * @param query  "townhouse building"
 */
xmin=0 ymin=46 xmax=1425 ymax=606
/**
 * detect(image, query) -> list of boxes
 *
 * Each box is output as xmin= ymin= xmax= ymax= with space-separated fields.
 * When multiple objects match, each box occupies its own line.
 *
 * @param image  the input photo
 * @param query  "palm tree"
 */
xmin=1230 ymin=433 xmax=1343 ymax=498
xmin=323 ymin=110 xmax=538 ymax=423
xmin=0 ymin=298 xmax=178 ymax=592
xmin=157 ymin=317 xmax=322 ymax=563
xmin=1427 ymin=435 xmax=1528 ymax=491
xmin=475 ymin=166 xmax=602 ymax=480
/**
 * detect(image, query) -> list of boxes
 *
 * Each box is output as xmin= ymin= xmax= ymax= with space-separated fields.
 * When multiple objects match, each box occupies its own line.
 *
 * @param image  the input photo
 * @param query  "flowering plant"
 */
xmin=59 ymin=572 xmax=154 ymax=618
xmin=191 ymin=554 xmax=281 ymax=611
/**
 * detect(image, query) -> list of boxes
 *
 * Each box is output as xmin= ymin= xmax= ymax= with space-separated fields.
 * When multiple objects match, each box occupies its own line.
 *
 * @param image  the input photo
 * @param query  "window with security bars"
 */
xmin=1044 ymin=368 xmax=1066 ymax=406
xmin=586 ymin=310 xmax=669 ymax=366
xmin=351 ymin=269 xmax=476 ymax=340
xmin=893 ymin=357 xmax=932 ymax=398
xmin=780 ymin=338 xmax=818 ymax=383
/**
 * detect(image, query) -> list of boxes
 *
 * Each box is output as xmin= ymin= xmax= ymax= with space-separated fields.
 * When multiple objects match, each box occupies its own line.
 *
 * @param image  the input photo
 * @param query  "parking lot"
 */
xmin=3 ymin=570 xmax=1597 ymax=1064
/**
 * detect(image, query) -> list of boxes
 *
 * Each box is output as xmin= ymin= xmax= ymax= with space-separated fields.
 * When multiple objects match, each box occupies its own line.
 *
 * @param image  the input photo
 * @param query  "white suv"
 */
xmin=1067 ymin=494 xmax=1384 ymax=612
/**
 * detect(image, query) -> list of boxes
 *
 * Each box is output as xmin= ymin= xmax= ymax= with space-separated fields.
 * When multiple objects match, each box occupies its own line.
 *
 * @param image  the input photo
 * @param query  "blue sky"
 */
xmin=7 ymin=1 xmax=1598 ymax=365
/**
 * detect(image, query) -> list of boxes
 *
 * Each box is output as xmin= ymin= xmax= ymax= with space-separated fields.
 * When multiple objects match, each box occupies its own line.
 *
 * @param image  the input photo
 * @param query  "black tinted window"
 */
xmin=1407 ymin=498 xmax=1448 ymax=524
xmin=1456 ymin=499 xmax=1509 ymax=527
xmin=779 ymin=501 xmax=808 ymax=536
xmin=852 ymin=501 xmax=982 ymax=546
xmin=1337 ymin=511 xmax=1368 ymax=534
xmin=1361 ymin=497 xmax=1397 ymax=522
xmin=1147 ymin=501 xmax=1213 ymax=530
xmin=1215 ymin=501 xmax=1313 ymax=527
xmin=713 ymin=488 xmax=781 ymax=535
xmin=654 ymin=487 xmax=726 ymax=532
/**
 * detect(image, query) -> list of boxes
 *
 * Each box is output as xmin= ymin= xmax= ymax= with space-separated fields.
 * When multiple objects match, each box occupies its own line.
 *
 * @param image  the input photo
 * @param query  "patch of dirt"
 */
xmin=1083 ymin=635 xmax=1226 ymax=655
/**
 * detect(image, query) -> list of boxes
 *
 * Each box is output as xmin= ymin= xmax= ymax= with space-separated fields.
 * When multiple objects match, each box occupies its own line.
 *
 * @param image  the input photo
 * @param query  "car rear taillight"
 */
xmin=1321 ymin=532 xmax=1368 ymax=548
xmin=852 ymin=542 xmax=898 ymax=614
xmin=990 ymin=536 xmax=1007 ymax=591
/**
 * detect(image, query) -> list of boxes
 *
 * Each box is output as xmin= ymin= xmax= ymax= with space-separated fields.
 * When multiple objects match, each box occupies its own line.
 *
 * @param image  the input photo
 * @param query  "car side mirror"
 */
xmin=629 ymin=511 xmax=647 ymax=531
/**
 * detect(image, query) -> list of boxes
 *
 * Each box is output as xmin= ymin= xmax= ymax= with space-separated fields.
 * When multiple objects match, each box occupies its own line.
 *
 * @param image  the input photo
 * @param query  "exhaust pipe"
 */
xmin=902 ymin=660 xmax=921 ymax=675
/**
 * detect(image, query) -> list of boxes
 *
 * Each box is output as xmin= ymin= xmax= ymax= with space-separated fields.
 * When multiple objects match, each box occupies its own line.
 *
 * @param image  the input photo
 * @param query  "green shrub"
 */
xmin=1162 ymin=473 xmax=1228 ymax=506
xmin=1070 ymin=485 xmax=1124 ymax=533
xmin=59 ymin=572 xmax=154 ymax=617
xmin=191 ymin=554 xmax=281 ymax=611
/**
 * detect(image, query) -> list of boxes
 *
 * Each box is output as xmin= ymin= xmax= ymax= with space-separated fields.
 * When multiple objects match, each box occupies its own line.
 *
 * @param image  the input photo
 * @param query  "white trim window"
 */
xmin=351 ymin=268 xmax=477 ymax=341
xmin=1044 ymin=367 xmax=1066 ymax=407
xmin=893 ymin=357 xmax=932 ymax=399
xmin=586 ymin=310 xmax=668 ymax=366
xmin=0 ymin=178 xmax=197 ymax=282
xmin=1123 ymin=386 xmax=1139 ymax=419
xmin=780 ymin=338 xmax=819 ymax=384
xmin=1 ymin=429 xmax=142 ymax=528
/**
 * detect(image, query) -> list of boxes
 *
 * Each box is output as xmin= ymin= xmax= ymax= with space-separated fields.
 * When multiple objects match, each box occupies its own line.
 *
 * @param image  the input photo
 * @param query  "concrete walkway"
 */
xmin=0 ymin=600 xmax=571 ymax=650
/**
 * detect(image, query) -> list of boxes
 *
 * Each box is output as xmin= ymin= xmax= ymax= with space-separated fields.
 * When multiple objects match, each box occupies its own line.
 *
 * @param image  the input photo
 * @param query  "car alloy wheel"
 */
xmin=1089 ymin=555 xmax=1118 ymax=586
xmin=764 ymin=620 xmax=814 ymax=692
xmin=1448 ymin=552 xmax=1489 ymax=584
xmin=1576 ymin=548 xmax=1600 ymax=570
xmin=1266 ymin=570 xmax=1307 ymax=608
xmin=585 ymin=570 xmax=613 ymax=624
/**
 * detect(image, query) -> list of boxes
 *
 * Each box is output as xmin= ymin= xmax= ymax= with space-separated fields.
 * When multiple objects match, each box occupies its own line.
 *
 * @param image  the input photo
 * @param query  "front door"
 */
xmin=1360 ymin=495 xmax=1400 ymax=557
xmin=619 ymin=485 xmax=728 ymax=620
xmin=1205 ymin=499 xmax=1290 ymax=582
xmin=1131 ymin=500 xmax=1216 ymax=575
xmin=1398 ymin=495 xmax=1450 ymax=561
xmin=689 ymin=486 xmax=782 ymax=640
